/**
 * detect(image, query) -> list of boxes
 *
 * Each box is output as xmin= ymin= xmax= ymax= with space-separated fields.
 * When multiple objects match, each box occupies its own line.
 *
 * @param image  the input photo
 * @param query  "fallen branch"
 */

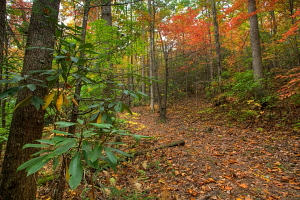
xmin=133 ymin=140 xmax=185 ymax=157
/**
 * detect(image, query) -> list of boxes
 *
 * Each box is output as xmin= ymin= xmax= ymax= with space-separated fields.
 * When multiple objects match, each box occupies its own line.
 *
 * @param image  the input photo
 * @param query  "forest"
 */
xmin=0 ymin=0 xmax=299 ymax=199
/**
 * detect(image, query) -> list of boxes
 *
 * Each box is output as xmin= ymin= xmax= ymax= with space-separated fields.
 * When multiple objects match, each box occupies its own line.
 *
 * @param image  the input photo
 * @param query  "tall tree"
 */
xmin=211 ymin=0 xmax=222 ymax=81
xmin=248 ymin=0 xmax=264 ymax=96
xmin=0 ymin=0 xmax=60 ymax=199
xmin=0 ymin=0 xmax=6 ymax=155
xmin=148 ymin=0 xmax=155 ymax=111
xmin=101 ymin=0 xmax=112 ymax=26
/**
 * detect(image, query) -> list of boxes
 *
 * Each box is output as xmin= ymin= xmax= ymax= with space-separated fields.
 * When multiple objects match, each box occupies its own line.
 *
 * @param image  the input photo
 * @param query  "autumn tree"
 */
xmin=0 ymin=0 xmax=60 ymax=199
xmin=248 ymin=0 xmax=264 ymax=97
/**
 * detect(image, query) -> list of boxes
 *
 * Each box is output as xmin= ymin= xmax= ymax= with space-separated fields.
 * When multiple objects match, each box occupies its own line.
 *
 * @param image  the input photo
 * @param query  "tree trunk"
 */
xmin=101 ymin=0 xmax=112 ymax=26
xmin=212 ymin=0 xmax=222 ymax=81
xmin=0 ymin=0 xmax=6 ymax=157
xmin=148 ymin=0 xmax=155 ymax=112
xmin=0 ymin=0 xmax=60 ymax=199
xmin=248 ymin=0 xmax=264 ymax=97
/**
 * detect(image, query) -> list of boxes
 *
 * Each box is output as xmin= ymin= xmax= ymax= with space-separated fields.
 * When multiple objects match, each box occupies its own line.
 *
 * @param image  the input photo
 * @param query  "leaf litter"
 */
xmin=36 ymin=97 xmax=300 ymax=199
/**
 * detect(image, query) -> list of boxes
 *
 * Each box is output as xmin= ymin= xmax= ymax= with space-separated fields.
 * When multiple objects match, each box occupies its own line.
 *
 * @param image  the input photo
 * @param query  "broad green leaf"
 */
xmin=17 ymin=154 xmax=49 ymax=171
xmin=53 ymin=157 xmax=59 ymax=169
xmin=55 ymin=55 xmax=67 ymax=59
xmin=23 ymin=143 xmax=49 ymax=149
xmin=114 ymin=101 xmax=123 ymax=113
xmin=111 ymin=148 xmax=133 ymax=157
xmin=82 ymin=141 xmax=92 ymax=153
xmin=26 ymin=157 xmax=52 ymax=176
xmin=14 ymin=95 xmax=33 ymax=111
xmin=79 ymin=43 xmax=93 ymax=49
xmin=70 ymin=57 xmax=79 ymax=63
xmin=54 ymin=139 xmax=76 ymax=155
xmin=36 ymin=139 xmax=55 ymax=145
xmin=26 ymin=84 xmax=36 ymax=91
xmin=50 ymin=129 xmax=74 ymax=136
xmin=90 ymin=123 xmax=112 ymax=129
xmin=46 ymin=75 xmax=59 ymax=81
xmin=0 ymin=86 xmax=24 ymax=99
xmin=90 ymin=112 xmax=100 ymax=122
xmin=77 ymin=118 xmax=84 ymax=125
xmin=90 ymin=144 xmax=102 ymax=162
xmin=122 ymin=102 xmax=132 ymax=114
xmin=31 ymin=149 xmax=52 ymax=156
xmin=104 ymin=147 xmax=117 ymax=165
xmin=32 ymin=96 xmax=44 ymax=110
xmin=69 ymin=152 xmax=83 ymax=189
xmin=55 ymin=121 xmax=77 ymax=128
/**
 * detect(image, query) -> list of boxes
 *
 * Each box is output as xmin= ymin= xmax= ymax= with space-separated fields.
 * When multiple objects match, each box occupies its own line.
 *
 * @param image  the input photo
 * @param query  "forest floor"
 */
xmin=37 ymin=97 xmax=300 ymax=200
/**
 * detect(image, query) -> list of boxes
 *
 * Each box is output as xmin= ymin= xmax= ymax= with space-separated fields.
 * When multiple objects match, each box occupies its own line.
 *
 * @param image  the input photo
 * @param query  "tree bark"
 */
xmin=0 ymin=0 xmax=60 ymax=199
xmin=248 ymin=0 xmax=264 ymax=97
xmin=212 ymin=0 xmax=222 ymax=81
xmin=101 ymin=0 xmax=112 ymax=26
xmin=148 ymin=0 xmax=155 ymax=111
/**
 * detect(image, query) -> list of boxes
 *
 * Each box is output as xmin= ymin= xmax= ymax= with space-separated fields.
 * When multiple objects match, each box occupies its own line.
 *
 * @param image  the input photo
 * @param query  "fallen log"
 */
xmin=133 ymin=140 xmax=185 ymax=157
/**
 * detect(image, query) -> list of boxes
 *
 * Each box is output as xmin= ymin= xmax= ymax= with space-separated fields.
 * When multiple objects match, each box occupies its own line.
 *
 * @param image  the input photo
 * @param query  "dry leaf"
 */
xmin=238 ymin=183 xmax=248 ymax=188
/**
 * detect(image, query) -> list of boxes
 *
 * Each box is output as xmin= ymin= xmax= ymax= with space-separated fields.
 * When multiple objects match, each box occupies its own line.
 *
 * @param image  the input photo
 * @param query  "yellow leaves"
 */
xmin=55 ymin=94 xmax=63 ymax=111
xmin=96 ymin=113 xmax=102 ymax=123
xmin=42 ymin=92 xmax=55 ymax=110
xmin=65 ymin=166 xmax=70 ymax=182
xmin=71 ymin=98 xmax=79 ymax=106
xmin=43 ymin=91 xmax=74 ymax=111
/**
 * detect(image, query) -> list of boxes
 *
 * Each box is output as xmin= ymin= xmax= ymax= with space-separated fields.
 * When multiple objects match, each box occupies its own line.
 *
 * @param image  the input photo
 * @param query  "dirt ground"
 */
xmin=33 ymin=97 xmax=300 ymax=199
xmin=109 ymin=98 xmax=300 ymax=200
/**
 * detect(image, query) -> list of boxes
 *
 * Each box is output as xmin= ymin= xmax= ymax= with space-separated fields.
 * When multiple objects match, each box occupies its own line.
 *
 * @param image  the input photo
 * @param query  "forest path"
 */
xmin=118 ymin=97 xmax=300 ymax=200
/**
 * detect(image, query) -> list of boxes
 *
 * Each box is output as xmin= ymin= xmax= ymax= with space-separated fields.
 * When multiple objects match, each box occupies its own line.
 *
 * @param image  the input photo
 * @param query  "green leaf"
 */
xmin=32 ymin=96 xmax=44 ymax=110
xmin=70 ymin=57 xmax=79 ymax=63
xmin=54 ymin=139 xmax=76 ymax=155
xmin=55 ymin=121 xmax=77 ymax=128
xmin=26 ymin=84 xmax=36 ymax=91
xmin=31 ymin=149 xmax=52 ymax=156
xmin=14 ymin=95 xmax=33 ymax=110
xmin=114 ymin=101 xmax=123 ymax=113
xmin=53 ymin=157 xmax=59 ymax=169
xmin=46 ymin=75 xmax=59 ymax=81
xmin=69 ymin=152 xmax=83 ymax=190
xmin=111 ymin=148 xmax=133 ymax=157
xmin=82 ymin=141 xmax=92 ymax=153
xmin=90 ymin=144 xmax=102 ymax=162
xmin=17 ymin=154 xmax=49 ymax=171
xmin=122 ymin=102 xmax=132 ymax=114
xmin=55 ymin=55 xmax=67 ymax=60
xmin=0 ymin=86 xmax=24 ymax=99
xmin=26 ymin=156 xmax=52 ymax=176
xmin=79 ymin=43 xmax=93 ymax=49
xmin=90 ymin=123 xmax=112 ymax=129
xmin=23 ymin=143 xmax=49 ymax=149
xmin=36 ymin=139 xmax=55 ymax=145
xmin=77 ymin=118 xmax=84 ymax=125
xmin=50 ymin=130 xmax=74 ymax=136
xmin=104 ymin=147 xmax=117 ymax=165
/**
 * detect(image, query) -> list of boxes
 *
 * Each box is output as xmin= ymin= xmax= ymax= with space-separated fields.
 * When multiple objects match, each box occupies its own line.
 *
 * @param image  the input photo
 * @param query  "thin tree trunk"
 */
xmin=0 ymin=1 xmax=60 ymax=199
xmin=148 ymin=0 xmax=155 ymax=111
xmin=0 ymin=0 xmax=6 ymax=158
xmin=101 ymin=0 xmax=112 ymax=26
xmin=212 ymin=0 xmax=222 ymax=81
xmin=248 ymin=0 xmax=264 ymax=97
